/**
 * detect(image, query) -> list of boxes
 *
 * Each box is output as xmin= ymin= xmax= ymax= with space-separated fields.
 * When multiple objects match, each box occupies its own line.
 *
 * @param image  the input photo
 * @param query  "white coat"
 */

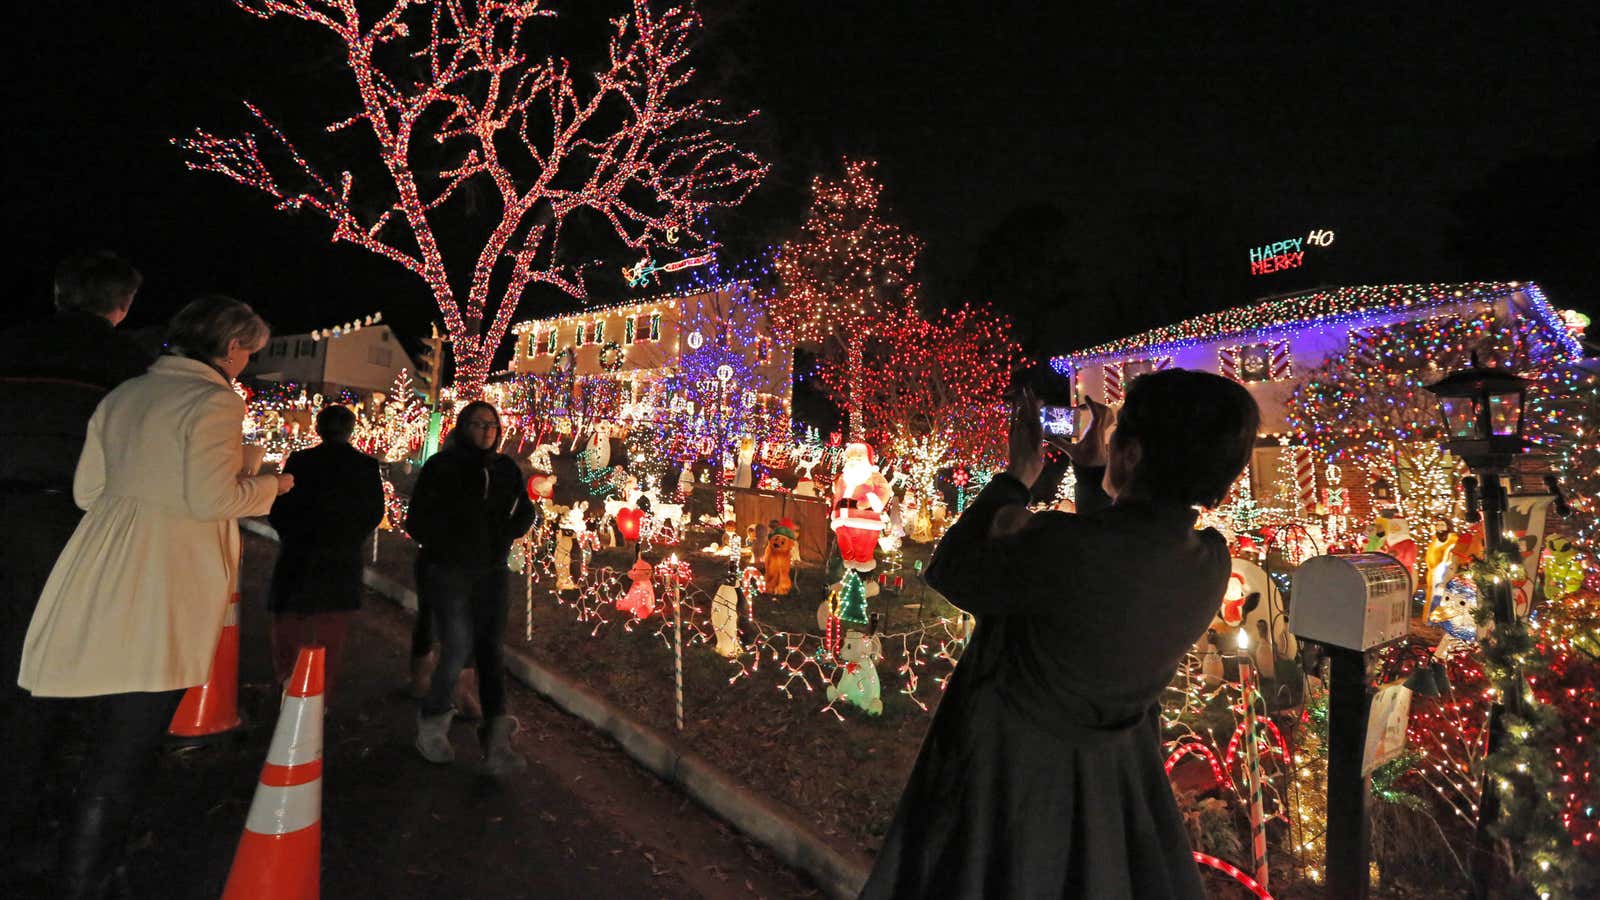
xmin=18 ymin=355 xmax=278 ymax=697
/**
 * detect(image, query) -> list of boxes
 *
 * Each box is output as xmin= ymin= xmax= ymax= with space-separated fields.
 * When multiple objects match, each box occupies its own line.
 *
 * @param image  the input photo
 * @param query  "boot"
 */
xmin=453 ymin=669 xmax=483 ymax=721
xmin=408 ymin=648 xmax=438 ymax=700
xmin=415 ymin=710 xmax=455 ymax=764
xmin=60 ymin=793 xmax=133 ymax=900
xmin=480 ymin=715 xmax=527 ymax=775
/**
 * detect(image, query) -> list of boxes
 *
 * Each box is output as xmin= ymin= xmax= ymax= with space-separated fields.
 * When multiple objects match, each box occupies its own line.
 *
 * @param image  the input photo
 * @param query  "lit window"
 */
xmin=576 ymin=322 xmax=587 ymax=345
xmin=526 ymin=331 xmax=539 ymax=358
xmin=594 ymin=319 xmax=605 ymax=345
xmin=624 ymin=317 xmax=636 ymax=345
xmin=649 ymin=312 xmax=661 ymax=341
xmin=546 ymin=329 xmax=558 ymax=354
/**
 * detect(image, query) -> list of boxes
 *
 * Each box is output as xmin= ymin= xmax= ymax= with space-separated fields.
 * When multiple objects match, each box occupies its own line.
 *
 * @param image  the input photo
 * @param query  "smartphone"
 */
xmin=1039 ymin=405 xmax=1075 ymax=437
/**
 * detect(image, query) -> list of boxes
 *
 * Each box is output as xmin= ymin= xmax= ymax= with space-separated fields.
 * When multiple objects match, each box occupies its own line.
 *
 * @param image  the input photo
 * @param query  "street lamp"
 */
xmin=1426 ymin=354 xmax=1530 ymax=469
xmin=1423 ymin=354 xmax=1530 ymax=900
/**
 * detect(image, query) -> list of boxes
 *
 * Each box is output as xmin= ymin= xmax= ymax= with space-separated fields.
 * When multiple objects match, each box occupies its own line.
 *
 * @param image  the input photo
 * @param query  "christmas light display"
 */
xmin=1051 ymin=282 xmax=1579 ymax=369
xmin=823 ymin=302 xmax=1021 ymax=478
xmin=660 ymin=285 xmax=789 ymax=484
xmin=772 ymin=158 xmax=923 ymax=438
xmin=178 ymin=0 xmax=765 ymax=398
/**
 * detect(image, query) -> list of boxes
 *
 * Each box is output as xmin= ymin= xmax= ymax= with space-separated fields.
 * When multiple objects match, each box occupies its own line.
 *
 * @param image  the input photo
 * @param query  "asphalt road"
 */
xmin=7 ymin=532 xmax=817 ymax=899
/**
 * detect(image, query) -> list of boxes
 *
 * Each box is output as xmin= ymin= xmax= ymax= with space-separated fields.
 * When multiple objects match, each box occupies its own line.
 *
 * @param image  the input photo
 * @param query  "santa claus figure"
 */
xmin=831 ymin=442 xmax=892 ymax=577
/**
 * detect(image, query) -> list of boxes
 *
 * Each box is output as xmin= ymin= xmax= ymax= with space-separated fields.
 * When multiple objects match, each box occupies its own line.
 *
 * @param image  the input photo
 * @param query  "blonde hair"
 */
xmin=167 ymin=295 xmax=270 ymax=360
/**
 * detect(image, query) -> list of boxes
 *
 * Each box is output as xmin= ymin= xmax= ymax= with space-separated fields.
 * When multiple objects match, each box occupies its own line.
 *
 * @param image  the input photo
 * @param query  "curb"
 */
xmin=240 ymin=519 xmax=871 ymax=899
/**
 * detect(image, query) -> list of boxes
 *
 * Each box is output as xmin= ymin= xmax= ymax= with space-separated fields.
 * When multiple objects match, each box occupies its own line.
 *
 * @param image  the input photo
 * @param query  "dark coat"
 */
xmin=860 ymin=472 xmax=1228 ymax=900
xmin=268 ymin=442 xmax=385 ymax=613
xmin=404 ymin=444 xmax=538 ymax=570
xmin=0 ymin=310 xmax=153 ymax=488
xmin=0 ymin=311 xmax=152 ymax=700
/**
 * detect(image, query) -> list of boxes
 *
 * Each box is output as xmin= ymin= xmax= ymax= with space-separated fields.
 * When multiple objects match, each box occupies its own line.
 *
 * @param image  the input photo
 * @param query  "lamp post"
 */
xmin=1423 ymin=354 xmax=1530 ymax=900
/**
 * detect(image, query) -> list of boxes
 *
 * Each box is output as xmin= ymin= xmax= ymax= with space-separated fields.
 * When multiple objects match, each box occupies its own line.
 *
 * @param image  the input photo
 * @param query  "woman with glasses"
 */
xmin=404 ymin=400 xmax=538 ymax=773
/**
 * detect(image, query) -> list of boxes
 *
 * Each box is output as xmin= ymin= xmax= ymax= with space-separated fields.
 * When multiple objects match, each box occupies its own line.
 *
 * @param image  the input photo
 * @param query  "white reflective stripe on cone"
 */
xmin=266 ymin=694 xmax=324 ymax=767
xmin=243 ymin=780 xmax=321 ymax=836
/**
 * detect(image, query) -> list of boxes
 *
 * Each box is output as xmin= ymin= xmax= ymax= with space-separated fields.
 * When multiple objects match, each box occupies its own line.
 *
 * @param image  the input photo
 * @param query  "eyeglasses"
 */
xmin=463 ymin=421 xmax=497 ymax=431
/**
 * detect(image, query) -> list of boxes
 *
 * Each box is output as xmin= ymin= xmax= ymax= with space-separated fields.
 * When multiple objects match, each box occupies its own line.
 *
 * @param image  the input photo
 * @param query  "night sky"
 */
xmin=4 ymin=1 xmax=1596 ymax=361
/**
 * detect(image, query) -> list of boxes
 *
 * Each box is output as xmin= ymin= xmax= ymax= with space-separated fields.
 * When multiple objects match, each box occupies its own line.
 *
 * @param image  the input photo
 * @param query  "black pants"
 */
xmin=410 ymin=554 xmax=433 ymax=656
xmin=78 ymin=690 xmax=187 ymax=798
xmin=418 ymin=562 xmax=508 ymax=719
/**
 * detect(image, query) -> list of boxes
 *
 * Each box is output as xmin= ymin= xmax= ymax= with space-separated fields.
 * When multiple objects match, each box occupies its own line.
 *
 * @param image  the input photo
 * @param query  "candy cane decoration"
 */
xmin=1268 ymin=340 xmax=1292 ymax=380
xmin=1291 ymin=446 xmax=1317 ymax=515
xmin=1102 ymin=362 xmax=1125 ymax=405
xmin=1241 ymin=660 xmax=1270 ymax=891
xmin=671 ymin=555 xmax=684 ymax=732
xmin=1193 ymin=852 xmax=1274 ymax=899
xmin=1217 ymin=347 xmax=1241 ymax=382
xmin=525 ymin=538 xmax=535 ymax=642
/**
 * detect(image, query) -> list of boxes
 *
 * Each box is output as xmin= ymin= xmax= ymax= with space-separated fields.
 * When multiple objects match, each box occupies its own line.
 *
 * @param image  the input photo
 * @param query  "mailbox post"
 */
xmin=1290 ymin=554 xmax=1413 ymax=900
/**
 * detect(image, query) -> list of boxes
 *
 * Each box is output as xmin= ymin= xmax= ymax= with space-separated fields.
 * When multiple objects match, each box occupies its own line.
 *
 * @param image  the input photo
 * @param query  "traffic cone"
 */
xmin=222 ymin=644 xmax=324 ymax=900
xmin=168 ymin=589 xmax=244 ymax=742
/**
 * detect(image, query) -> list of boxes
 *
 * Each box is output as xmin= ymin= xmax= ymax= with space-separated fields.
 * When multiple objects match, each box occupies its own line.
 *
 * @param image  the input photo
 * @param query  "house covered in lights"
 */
xmin=244 ymin=313 xmax=416 ymax=401
xmin=1051 ymin=282 xmax=1586 ymax=532
xmin=502 ymin=282 xmax=792 ymax=434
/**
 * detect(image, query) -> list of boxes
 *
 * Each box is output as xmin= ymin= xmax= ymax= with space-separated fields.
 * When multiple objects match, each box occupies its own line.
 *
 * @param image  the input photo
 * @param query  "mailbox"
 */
xmin=1289 ymin=554 xmax=1412 ymax=651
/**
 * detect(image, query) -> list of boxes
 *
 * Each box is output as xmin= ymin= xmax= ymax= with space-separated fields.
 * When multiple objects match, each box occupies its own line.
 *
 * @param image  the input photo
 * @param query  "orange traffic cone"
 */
xmin=222 ymin=644 xmax=325 ymax=900
xmin=168 ymin=589 xmax=244 ymax=742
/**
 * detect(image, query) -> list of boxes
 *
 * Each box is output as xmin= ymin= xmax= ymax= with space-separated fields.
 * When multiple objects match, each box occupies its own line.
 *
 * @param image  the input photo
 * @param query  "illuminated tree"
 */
xmin=826 ymin=302 xmax=1021 ymax=474
xmin=661 ymin=287 xmax=788 ymax=481
xmin=1286 ymin=315 xmax=1503 ymax=527
xmin=177 ymin=0 xmax=766 ymax=398
xmin=772 ymin=159 xmax=923 ymax=439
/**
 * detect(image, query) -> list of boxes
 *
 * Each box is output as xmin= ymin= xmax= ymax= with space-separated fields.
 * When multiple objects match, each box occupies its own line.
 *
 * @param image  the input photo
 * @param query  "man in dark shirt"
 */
xmin=0 ymin=251 xmax=152 ymax=866
xmin=267 ymin=405 xmax=385 ymax=699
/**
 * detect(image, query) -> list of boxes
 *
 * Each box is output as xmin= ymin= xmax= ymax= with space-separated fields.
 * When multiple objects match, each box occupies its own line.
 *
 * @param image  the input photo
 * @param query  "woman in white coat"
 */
xmin=17 ymin=295 xmax=292 ymax=898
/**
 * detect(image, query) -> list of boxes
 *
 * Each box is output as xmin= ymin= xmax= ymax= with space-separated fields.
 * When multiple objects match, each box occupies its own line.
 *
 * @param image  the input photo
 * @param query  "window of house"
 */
xmin=594 ymin=319 xmax=605 ymax=345
xmin=546 ymin=329 xmax=558 ymax=354
xmin=576 ymin=322 xmax=587 ymax=345
xmin=649 ymin=312 xmax=661 ymax=341
xmin=757 ymin=337 xmax=772 ymax=364
xmin=368 ymin=347 xmax=393 ymax=367
xmin=297 ymin=339 xmax=315 ymax=357
xmin=525 ymin=331 xmax=538 ymax=358
xmin=1221 ymin=340 xmax=1291 ymax=383
xmin=624 ymin=317 xmax=636 ymax=345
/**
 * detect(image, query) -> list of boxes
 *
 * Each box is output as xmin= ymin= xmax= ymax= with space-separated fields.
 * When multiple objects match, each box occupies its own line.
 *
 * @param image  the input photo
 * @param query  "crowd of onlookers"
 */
xmin=0 ymin=252 xmax=540 ymax=898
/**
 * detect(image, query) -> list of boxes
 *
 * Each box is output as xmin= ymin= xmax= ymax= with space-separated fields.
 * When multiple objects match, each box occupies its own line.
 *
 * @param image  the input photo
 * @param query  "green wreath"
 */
xmin=599 ymin=340 xmax=625 ymax=372
xmin=553 ymin=346 xmax=575 ymax=376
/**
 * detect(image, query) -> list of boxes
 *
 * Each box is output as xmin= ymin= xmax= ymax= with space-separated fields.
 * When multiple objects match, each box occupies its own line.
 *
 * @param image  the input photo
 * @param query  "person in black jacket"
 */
xmin=267 ymin=405 xmax=384 ymax=699
xmin=0 ymin=251 xmax=151 ymax=873
xmin=405 ymin=400 xmax=538 ymax=773
xmin=860 ymin=371 xmax=1259 ymax=900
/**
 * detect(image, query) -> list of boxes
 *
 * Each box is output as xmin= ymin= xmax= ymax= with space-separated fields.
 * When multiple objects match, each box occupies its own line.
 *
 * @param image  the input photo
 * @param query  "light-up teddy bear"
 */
xmin=617 ymin=556 xmax=657 ymax=619
xmin=830 ymin=442 xmax=892 ymax=595
xmin=825 ymin=629 xmax=883 ymax=716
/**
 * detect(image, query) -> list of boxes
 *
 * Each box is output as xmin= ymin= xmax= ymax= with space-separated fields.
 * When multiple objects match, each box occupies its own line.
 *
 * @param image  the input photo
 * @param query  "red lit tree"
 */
xmin=177 ymin=0 xmax=765 ymax=398
xmin=772 ymin=159 xmax=922 ymax=439
xmin=825 ymin=302 xmax=1022 ymax=472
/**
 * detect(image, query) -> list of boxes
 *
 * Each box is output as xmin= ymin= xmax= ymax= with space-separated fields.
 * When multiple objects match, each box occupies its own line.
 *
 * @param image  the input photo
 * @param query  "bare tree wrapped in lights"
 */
xmin=772 ymin=159 xmax=923 ymax=440
xmin=177 ymin=0 xmax=765 ymax=398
